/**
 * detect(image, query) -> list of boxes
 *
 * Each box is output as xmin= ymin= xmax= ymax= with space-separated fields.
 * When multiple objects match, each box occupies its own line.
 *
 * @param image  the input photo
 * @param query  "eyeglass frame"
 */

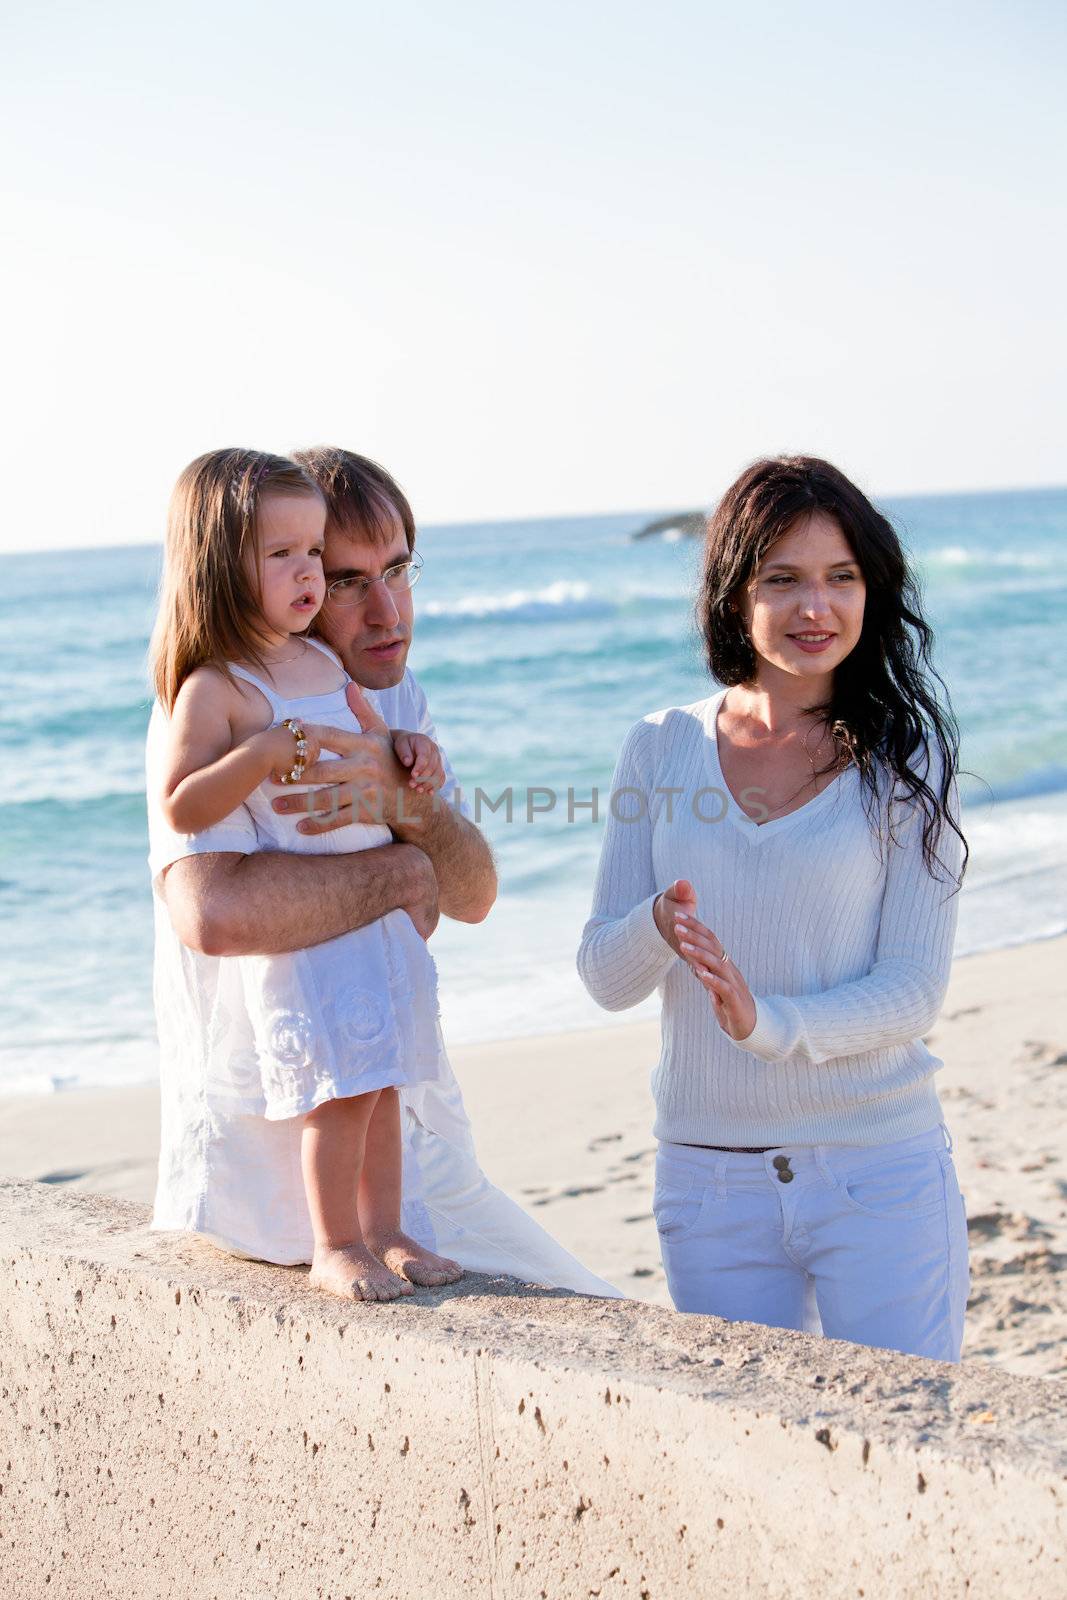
xmin=322 ymin=550 xmax=424 ymax=607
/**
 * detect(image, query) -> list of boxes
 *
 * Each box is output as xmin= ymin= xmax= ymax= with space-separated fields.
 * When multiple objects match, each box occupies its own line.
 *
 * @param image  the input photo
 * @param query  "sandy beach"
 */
xmin=2 ymin=933 xmax=1064 ymax=1379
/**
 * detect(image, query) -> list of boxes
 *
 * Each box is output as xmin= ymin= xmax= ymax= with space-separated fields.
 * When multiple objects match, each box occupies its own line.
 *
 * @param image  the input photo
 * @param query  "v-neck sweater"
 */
xmin=576 ymin=691 xmax=964 ymax=1147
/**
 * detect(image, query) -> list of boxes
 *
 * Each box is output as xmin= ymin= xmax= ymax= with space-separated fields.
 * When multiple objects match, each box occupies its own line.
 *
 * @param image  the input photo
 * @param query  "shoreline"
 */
xmin=8 ymin=918 xmax=1067 ymax=1102
xmin=2 ymin=932 xmax=1065 ymax=1378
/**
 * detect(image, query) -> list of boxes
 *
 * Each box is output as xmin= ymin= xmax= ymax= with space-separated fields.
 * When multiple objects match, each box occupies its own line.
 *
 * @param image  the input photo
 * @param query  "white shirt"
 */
xmin=577 ymin=691 xmax=963 ymax=1147
xmin=146 ymin=666 xmax=617 ymax=1295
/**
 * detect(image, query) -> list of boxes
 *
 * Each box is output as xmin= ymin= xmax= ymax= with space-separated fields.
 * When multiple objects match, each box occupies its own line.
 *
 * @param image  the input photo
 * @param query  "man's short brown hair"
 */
xmin=292 ymin=447 xmax=416 ymax=552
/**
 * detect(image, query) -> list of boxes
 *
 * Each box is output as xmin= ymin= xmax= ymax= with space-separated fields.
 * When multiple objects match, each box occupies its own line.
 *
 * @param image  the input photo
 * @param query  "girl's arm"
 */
xmin=159 ymin=668 xmax=300 ymax=834
xmin=735 ymin=763 xmax=964 ymax=1064
xmin=576 ymin=716 xmax=678 ymax=1011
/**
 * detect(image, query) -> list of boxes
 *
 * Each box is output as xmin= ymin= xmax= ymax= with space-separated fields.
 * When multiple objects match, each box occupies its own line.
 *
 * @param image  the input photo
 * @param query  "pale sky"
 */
xmin=2 ymin=0 xmax=1065 ymax=552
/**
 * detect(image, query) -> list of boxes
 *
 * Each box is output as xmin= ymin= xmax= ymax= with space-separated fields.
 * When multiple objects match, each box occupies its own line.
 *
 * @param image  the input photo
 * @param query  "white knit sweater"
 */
xmin=576 ymin=690 xmax=963 ymax=1147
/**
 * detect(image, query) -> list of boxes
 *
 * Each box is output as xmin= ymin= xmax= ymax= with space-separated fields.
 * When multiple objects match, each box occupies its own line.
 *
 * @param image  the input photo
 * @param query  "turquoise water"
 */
xmin=3 ymin=487 xmax=1066 ymax=1094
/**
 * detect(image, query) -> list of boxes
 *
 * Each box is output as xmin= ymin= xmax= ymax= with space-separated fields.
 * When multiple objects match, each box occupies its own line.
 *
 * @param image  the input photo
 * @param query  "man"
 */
xmin=146 ymin=446 xmax=615 ymax=1295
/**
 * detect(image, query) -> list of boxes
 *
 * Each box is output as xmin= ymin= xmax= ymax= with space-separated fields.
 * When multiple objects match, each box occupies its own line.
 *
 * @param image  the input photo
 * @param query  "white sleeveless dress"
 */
xmin=216 ymin=636 xmax=444 ymax=1121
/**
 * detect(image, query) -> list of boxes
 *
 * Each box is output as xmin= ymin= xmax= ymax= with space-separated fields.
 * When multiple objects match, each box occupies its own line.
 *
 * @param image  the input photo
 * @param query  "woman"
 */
xmin=577 ymin=455 xmax=970 ymax=1361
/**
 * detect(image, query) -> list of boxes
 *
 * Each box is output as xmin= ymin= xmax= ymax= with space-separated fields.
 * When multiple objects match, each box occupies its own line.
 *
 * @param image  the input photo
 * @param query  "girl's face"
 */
xmin=736 ymin=511 xmax=866 ymax=683
xmin=251 ymin=491 xmax=328 ymax=644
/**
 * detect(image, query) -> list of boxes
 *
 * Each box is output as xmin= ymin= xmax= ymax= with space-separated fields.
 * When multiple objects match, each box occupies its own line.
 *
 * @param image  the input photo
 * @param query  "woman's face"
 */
xmin=735 ymin=510 xmax=866 ymax=682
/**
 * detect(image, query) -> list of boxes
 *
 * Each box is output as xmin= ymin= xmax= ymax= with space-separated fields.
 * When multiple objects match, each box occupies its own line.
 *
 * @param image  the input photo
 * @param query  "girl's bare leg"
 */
xmin=359 ymin=1088 xmax=464 ymax=1287
xmin=302 ymin=1090 xmax=413 ymax=1302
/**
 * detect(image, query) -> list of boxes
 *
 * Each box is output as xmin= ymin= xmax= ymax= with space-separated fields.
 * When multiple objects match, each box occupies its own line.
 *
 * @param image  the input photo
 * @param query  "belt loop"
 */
xmin=941 ymin=1121 xmax=954 ymax=1154
xmin=714 ymin=1154 xmax=728 ymax=1201
xmin=814 ymin=1144 xmax=837 ymax=1188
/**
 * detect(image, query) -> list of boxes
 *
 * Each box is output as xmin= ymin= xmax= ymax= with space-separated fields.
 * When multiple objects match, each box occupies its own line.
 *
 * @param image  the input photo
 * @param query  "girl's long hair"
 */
xmin=696 ymin=455 xmax=968 ymax=884
xmin=149 ymin=448 xmax=323 ymax=712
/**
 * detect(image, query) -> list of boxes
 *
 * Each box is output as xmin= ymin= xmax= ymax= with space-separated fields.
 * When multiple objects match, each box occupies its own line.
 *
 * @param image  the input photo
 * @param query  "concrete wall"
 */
xmin=1 ymin=1177 xmax=1064 ymax=1600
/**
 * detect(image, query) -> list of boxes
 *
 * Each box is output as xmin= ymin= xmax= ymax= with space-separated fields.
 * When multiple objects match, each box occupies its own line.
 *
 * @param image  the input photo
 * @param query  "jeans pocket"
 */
xmin=839 ymin=1148 xmax=948 ymax=1221
xmin=652 ymin=1162 xmax=703 ymax=1238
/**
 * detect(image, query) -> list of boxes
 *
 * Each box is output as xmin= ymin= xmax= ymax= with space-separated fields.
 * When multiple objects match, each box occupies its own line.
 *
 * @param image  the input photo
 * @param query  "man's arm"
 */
xmin=162 ymin=839 xmax=439 ymax=956
xmin=390 ymin=791 xmax=497 ymax=924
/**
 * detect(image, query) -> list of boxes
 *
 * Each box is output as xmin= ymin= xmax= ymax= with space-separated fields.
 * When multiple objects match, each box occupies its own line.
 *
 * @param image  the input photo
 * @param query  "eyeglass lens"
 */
xmin=327 ymin=557 xmax=422 ymax=606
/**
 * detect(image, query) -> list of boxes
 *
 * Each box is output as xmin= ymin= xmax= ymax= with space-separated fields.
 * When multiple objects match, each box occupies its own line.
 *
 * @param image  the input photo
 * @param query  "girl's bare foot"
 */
xmin=309 ymin=1241 xmax=414 ymax=1302
xmin=365 ymin=1230 xmax=464 ymax=1287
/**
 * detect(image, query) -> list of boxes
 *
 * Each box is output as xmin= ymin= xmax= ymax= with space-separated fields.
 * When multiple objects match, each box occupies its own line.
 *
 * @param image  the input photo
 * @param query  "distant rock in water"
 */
xmin=631 ymin=510 xmax=707 ymax=541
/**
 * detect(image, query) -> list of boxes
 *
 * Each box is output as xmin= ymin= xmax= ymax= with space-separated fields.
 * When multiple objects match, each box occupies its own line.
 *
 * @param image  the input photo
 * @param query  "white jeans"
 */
xmin=654 ymin=1123 xmax=969 ymax=1362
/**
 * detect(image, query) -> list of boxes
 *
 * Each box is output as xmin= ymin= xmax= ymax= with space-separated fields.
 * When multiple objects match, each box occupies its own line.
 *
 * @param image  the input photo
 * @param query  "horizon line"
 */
xmin=5 ymin=479 xmax=1066 ymax=559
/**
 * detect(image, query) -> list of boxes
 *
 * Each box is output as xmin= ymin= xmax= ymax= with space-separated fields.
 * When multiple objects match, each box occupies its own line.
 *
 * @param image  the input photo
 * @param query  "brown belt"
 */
xmin=676 ymin=1142 xmax=777 ymax=1154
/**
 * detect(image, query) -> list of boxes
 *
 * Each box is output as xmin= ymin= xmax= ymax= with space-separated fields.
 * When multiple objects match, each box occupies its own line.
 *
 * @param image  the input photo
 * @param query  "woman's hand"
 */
xmin=653 ymin=879 xmax=699 ymax=957
xmin=674 ymin=909 xmax=757 ymax=1043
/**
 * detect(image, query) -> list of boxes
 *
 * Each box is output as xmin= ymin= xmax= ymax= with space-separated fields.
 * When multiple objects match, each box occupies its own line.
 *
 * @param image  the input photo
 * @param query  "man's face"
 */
xmin=315 ymin=516 xmax=415 ymax=690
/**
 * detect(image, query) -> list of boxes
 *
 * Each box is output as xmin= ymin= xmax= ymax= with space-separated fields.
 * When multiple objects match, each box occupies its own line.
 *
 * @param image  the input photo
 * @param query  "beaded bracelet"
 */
xmin=278 ymin=718 xmax=309 ymax=784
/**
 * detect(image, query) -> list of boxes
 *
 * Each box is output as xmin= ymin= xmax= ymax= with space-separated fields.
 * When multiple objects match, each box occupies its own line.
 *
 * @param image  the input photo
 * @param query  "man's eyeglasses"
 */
xmin=324 ymin=553 xmax=423 ymax=608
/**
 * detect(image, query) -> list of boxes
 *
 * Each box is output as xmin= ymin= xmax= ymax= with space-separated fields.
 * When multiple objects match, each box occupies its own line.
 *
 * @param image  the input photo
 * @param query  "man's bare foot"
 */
xmin=309 ymin=1241 xmax=414 ymax=1302
xmin=365 ymin=1229 xmax=464 ymax=1288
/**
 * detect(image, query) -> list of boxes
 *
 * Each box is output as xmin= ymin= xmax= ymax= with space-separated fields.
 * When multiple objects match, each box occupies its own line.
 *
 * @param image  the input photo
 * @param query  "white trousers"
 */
xmin=654 ymin=1123 xmax=969 ymax=1362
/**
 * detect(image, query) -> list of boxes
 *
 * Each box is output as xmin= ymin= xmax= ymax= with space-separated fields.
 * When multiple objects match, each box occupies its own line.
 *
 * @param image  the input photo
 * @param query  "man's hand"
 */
xmin=270 ymin=682 xmax=419 ymax=834
xmin=266 ymin=680 xmax=496 ymax=924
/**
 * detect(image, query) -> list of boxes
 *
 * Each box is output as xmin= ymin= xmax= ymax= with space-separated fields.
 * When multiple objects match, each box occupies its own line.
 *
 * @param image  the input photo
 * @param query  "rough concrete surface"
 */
xmin=1 ymin=1179 xmax=1064 ymax=1600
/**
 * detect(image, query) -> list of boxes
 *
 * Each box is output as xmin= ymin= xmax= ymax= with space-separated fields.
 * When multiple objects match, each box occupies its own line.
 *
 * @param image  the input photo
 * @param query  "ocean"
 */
xmin=3 ymin=486 xmax=1066 ymax=1097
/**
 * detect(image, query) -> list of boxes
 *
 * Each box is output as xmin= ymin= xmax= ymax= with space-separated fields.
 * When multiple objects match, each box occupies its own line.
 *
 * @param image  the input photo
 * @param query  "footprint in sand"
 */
xmin=1018 ymin=1040 xmax=1067 ymax=1068
xmin=967 ymin=1210 xmax=1053 ymax=1242
xmin=604 ymin=1147 xmax=655 ymax=1185
xmin=37 ymin=1159 xmax=141 ymax=1185
xmin=996 ymin=1247 xmax=1064 ymax=1274
xmin=531 ymin=1182 xmax=605 ymax=1208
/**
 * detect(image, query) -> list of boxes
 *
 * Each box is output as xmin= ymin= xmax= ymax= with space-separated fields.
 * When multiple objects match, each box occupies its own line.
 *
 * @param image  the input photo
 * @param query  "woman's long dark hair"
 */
xmin=696 ymin=455 xmax=968 ymax=885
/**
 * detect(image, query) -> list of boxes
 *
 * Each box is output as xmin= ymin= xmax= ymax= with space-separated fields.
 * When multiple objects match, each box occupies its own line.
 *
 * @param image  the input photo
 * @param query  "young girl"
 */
xmin=579 ymin=454 xmax=971 ymax=1362
xmin=150 ymin=446 xmax=463 ymax=1303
